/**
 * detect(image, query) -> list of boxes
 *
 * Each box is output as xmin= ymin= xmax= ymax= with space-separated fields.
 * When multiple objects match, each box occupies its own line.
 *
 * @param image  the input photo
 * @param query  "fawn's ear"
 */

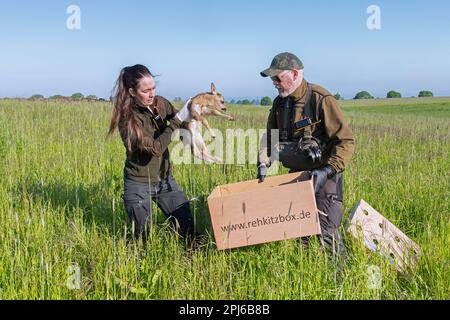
xmin=211 ymin=82 xmax=217 ymax=95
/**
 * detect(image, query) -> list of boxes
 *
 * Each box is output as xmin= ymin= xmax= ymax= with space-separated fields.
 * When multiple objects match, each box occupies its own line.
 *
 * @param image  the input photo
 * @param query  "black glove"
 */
xmin=257 ymin=163 xmax=268 ymax=183
xmin=310 ymin=165 xmax=336 ymax=193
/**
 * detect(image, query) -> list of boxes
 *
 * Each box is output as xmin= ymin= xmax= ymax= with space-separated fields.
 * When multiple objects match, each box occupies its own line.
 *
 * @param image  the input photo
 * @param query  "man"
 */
xmin=258 ymin=52 xmax=355 ymax=264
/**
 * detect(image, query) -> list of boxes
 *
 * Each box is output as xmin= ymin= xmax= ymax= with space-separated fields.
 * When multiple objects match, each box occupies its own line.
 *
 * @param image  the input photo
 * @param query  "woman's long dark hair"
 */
xmin=108 ymin=64 xmax=153 ymax=152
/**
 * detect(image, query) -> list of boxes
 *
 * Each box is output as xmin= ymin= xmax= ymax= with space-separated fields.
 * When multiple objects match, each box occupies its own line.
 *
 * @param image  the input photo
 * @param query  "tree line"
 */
xmin=337 ymin=90 xmax=434 ymax=100
xmin=223 ymin=90 xmax=435 ymax=105
xmin=27 ymin=90 xmax=435 ymax=104
xmin=228 ymin=90 xmax=436 ymax=105
xmin=27 ymin=93 xmax=110 ymax=101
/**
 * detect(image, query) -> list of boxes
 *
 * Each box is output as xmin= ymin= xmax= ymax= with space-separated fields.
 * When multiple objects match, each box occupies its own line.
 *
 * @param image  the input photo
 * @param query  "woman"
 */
xmin=108 ymin=64 xmax=192 ymax=242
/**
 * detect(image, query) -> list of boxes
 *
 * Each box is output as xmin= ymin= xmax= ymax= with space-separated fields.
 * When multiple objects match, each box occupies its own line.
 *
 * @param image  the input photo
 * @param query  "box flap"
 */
xmin=216 ymin=171 xmax=311 ymax=197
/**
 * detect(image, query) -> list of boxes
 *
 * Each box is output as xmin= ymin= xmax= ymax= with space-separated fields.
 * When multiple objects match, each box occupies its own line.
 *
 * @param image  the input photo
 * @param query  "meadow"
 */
xmin=0 ymin=97 xmax=448 ymax=299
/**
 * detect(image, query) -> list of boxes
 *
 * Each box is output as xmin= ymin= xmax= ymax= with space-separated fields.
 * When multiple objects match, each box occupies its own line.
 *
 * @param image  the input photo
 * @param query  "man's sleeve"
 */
xmin=320 ymin=96 xmax=355 ymax=173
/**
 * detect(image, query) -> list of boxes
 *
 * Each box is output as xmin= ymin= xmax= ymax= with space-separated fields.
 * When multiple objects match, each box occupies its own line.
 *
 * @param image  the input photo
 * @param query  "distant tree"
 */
xmin=241 ymin=99 xmax=251 ymax=105
xmin=98 ymin=98 xmax=106 ymax=102
xmin=29 ymin=94 xmax=45 ymax=100
xmin=49 ymin=95 xmax=65 ymax=100
xmin=71 ymin=93 xmax=84 ymax=100
xmin=334 ymin=93 xmax=342 ymax=100
xmin=260 ymin=96 xmax=272 ymax=106
xmin=354 ymin=91 xmax=374 ymax=100
xmin=418 ymin=90 xmax=433 ymax=97
xmin=230 ymin=99 xmax=236 ymax=104
xmin=173 ymin=97 xmax=182 ymax=102
xmin=109 ymin=96 xmax=114 ymax=102
xmin=387 ymin=90 xmax=402 ymax=98
xmin=86 ymin=95 xmax=98 ymax=100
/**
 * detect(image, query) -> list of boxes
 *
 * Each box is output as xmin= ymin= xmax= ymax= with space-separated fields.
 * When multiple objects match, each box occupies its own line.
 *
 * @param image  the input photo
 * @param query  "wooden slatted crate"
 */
xmin=346 ymin=199 xmax=421 ymax=271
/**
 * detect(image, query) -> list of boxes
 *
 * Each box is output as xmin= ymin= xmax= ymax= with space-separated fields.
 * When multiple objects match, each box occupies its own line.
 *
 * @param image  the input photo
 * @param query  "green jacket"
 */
xmin=119 ymin=96 xmax=182 ymax=183
xmin=261 ymin=79 xmax=355 ymax=173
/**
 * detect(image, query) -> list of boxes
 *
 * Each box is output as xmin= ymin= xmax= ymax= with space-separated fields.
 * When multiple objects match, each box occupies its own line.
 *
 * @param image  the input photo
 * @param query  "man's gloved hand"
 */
xmin=175 ymin=99 xmax=193 ymax=122
xmin=257 ymin=162 xmax=268 ymax=183
xmin=310 ymin=165 xmax=336 ymax=193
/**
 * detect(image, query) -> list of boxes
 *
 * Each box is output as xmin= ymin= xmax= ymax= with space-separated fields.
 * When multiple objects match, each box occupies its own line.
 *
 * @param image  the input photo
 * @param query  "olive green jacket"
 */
xmin=260 ymin=79 xmax=355 ymax=173
xmin=119 ymin=96 xmax=182 ymax=183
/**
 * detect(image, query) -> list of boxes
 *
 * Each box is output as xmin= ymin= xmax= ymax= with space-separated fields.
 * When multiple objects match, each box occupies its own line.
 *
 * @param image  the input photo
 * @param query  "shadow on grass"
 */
xmin=190 ymin=194 xmax=214 ymax=236
xmin=22 ymin=176 xmax=214 ymax=240
xmin=22 ymin=176 xmax=124 ymax=234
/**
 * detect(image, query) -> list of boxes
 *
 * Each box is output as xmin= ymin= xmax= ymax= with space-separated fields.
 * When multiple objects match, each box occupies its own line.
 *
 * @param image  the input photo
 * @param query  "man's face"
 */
xmin=271 ymin=70 xmax=298 ymax=97
xmin=130 ymin=76 xmax=156 ymax=107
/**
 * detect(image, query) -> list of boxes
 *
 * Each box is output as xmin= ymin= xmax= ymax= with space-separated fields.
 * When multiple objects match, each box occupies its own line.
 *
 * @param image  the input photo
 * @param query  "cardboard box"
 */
xmin=207 ymin=172 xmax=322 ymax=250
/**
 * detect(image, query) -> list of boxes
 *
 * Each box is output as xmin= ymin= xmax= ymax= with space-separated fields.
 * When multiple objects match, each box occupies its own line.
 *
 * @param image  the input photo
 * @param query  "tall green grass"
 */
xmin=0 ymin=98 xmax=448 ymax=299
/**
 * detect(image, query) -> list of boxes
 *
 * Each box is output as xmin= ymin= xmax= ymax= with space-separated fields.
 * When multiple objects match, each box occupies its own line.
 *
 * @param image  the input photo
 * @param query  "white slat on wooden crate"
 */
xmin=346 ymin=199 xmax=421 ymax=271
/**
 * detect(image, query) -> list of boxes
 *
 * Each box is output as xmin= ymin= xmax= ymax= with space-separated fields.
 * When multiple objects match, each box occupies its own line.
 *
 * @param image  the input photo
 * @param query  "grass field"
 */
xmin=0 ymin=97 xmax=448 ymax=300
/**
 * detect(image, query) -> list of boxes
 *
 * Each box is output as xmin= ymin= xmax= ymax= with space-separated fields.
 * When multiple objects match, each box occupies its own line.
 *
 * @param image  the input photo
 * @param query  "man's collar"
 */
xmin=289 ymin=78 xmax=308 ymax=101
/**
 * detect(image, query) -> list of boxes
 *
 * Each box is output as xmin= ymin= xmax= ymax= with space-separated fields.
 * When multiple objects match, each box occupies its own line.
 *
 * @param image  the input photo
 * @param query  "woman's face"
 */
xmin=129 ymin=76 xmax=156 ymax=107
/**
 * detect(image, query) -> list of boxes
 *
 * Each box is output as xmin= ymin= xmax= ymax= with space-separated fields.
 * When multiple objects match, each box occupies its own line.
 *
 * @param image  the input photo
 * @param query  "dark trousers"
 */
xmin=123 ymin=174 xmax=194 ymax=241
xmin=304 ymin=173 xmax=346 ymax=264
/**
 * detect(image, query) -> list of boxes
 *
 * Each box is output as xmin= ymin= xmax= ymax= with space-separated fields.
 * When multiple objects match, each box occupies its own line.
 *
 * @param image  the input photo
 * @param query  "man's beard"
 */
xmin=278 ymin=87 xmax=294 ymax=98
xmin=278 ymin=78 xmax=302 ymax=98
xmin=278 ymin=90 xmax=290 ymax=98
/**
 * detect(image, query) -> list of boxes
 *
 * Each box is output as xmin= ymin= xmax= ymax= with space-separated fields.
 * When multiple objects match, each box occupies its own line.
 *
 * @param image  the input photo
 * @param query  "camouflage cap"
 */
xmin=260 ymin=52 xmax=304 ymax=77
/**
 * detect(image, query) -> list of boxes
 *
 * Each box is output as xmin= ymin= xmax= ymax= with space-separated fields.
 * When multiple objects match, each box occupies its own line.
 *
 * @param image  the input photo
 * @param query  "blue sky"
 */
xmin=1 ymin=0 xmax=449 ymax=100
